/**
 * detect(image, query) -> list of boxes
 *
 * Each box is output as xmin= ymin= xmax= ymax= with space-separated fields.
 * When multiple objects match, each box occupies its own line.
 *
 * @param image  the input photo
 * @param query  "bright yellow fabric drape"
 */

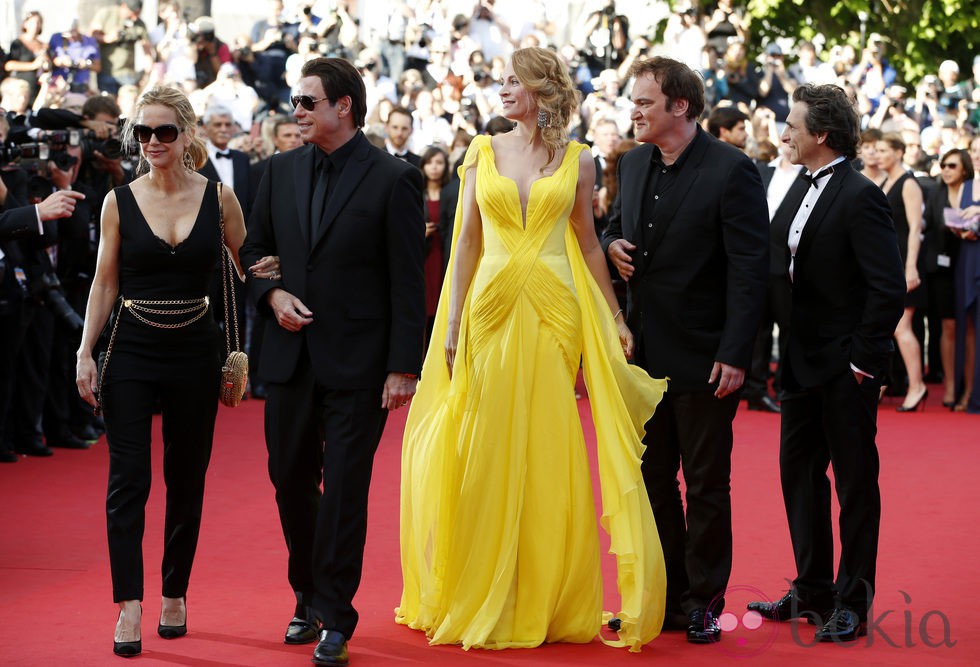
xmin=397 ymin=135 xmax=666 ymax=651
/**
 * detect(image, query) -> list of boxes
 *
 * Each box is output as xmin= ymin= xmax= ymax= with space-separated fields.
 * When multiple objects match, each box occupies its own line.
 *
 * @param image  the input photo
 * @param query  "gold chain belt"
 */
xmin=122 ymin=296 xmax=210 ymax=329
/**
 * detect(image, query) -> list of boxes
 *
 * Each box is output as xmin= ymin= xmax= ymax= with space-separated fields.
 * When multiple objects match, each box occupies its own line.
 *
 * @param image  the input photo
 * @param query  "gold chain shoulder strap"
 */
xmin=218 ymin=182 xmax=241 ymax=356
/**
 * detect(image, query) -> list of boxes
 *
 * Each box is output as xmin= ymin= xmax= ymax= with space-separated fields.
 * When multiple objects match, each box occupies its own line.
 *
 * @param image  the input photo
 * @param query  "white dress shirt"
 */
xmin=207 ymin=142 xmax=236 ymax=189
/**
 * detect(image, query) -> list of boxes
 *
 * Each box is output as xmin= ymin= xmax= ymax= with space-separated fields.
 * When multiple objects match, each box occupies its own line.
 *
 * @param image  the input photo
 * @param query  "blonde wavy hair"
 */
xmin=510 ymin=47 xmax=579 ymax=170
xmin=125 ymin=85 xmax=208 ymax=174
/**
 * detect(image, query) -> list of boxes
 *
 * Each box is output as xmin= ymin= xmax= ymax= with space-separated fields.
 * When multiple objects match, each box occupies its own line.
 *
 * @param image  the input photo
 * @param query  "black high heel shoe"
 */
xmin=113 ymin=604 xmax=142 ymax=657
xmin=943 ymin=399 xmax=956 ymax=409
xmin=158 ymin=596 xmax=187 ymax=639
xmin=896 ymin=388 xmax=928 ymax=412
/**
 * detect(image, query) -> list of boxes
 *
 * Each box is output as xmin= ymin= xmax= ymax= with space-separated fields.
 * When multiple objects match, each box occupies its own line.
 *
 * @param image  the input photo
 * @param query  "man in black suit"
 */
xmin=384 ymin=106 xmax=420 ymax=165
xmin=602 ymin=57 xmax=769 ymax=644
xmin=240 ymin=57 xmax=425 ymax=667
xmin=747 ymin=84 xmax=905 ymax=642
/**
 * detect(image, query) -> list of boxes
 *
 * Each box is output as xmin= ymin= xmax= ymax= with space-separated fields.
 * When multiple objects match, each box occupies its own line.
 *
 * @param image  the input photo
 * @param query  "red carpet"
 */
xmin=1 ymin=388 xmax=977 ymax=666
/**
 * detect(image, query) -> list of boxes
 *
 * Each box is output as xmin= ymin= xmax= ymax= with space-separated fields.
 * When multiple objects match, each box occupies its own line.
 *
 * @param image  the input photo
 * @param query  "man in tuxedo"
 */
xmin=384 ymin=106 xmax=420 ymax=165
xmin=603 ymin=56 xmax=769 ymax=644
xmin=198 ymin=104 xmax=251 ymax=218
xmin=746 ymin=84 xmax=905 ymax=642
xmin=240 ymin=56 xmax=425 ymax=666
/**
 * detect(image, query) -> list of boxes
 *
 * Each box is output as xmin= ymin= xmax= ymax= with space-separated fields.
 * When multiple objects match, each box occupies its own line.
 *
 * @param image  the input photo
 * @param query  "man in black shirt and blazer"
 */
xmin=746 ymin=84 xmax=905 ymax=642
xmin=240 ymin=57 xmax=425 ymax=667
xmin=603 ymin=57 xmax=769 ymax=643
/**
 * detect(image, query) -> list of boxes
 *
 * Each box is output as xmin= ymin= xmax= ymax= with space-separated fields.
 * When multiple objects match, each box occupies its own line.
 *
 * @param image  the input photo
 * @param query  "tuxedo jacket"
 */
xmin=602 ymin=129 xmax=769 ymax=391
xmin=0 ymin=204 xmax=39 ymax=241
xmin=770 ymin=160 xmax=905 ymax=388
xmin=240 ymin=131 xmax=426 ymax=389
xmin=198 ymin=148 xmax=252 ymax=221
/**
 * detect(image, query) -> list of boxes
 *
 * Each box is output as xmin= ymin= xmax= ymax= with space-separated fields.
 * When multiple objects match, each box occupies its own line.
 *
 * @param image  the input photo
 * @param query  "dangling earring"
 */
xmin=537 ymin=110 xmax=550 ymax=128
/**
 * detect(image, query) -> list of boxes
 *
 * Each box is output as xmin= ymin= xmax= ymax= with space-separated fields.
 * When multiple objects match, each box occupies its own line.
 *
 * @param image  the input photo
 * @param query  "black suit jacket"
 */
xmin=240 ymin=131 xmax=426 ymax=389
xmin=0 ymin=204 xmax=39 ymax=241
xmin=602 ymin=129 xmax=769 ymax=391
xmin=199 ymin=148 xmax=252 ymax=221
xmin=771 ymin=161 xmax=905 ymax=388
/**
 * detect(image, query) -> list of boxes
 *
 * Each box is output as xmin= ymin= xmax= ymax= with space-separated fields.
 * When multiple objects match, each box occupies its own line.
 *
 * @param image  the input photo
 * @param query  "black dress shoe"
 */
xmin=747 ymin=590 xmax=832 ymax=625
xmin=0 ymin=444 xmax=17 ymax=463
xmin=662 ymin=610 xmax=690 ymax=631
xmin=815 ymin=607 xmax=867 ymax=642
xmin=686 ymin=608 xmax=721 ymax=643
xmin=747 ymin=395 xmax=781 ymax=413
xmin=284 ymin=615 xmax=321 ymax=644
xmin=312 ymin=629 xmax=349 ymax=666
xmin=12 ymin=438 xmax=52 ymax=457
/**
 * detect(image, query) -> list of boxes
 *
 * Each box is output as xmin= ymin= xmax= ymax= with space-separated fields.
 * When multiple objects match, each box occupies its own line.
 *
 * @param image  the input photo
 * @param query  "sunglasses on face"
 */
xmin=941 ymin=162 xmax=961 ymax=169
xmin=132 ymin=124 xmax=181 ymax=143
xmin=290 ymin=95 xmax=330 ymax=111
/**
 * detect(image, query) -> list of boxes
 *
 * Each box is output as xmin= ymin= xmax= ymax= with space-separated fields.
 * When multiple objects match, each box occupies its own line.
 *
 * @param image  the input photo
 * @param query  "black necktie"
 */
xmin=799 ymin=166 xmax=834 ymax=189
xmin=215 ymin=151 xmax=231 ymax=159
xmin=310 ymin=153 xmax=331 ymax=239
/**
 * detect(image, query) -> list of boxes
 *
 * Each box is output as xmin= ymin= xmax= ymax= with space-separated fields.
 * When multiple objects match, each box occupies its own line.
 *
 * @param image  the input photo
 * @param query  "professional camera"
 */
xmin=2 ymin=130 xmax=79 ymax=176
xmin=33 ymin=272 xmax=85 ymax=330
xmin=601 ymin=1 xmax=617 ymax=17
xmin=82 ymin=127 xmax=125 ymax=160
xmin=473 ymin=68 xmax=490 ymax=83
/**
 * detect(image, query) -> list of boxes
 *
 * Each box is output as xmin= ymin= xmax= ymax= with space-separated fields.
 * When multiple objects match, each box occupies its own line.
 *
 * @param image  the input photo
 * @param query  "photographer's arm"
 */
xmin=76 ymin=191 xmax=121 ymax=409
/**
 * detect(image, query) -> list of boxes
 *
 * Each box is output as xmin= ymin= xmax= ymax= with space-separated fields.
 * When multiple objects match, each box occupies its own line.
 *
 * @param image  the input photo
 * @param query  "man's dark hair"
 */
xmin=81 ymin=95 xmax=122 ymax=120
xmin=706 ymin=106 xmax=748 ymax=138
xmin=629 ymin=56 xmax=705 ymax=121
xmin=386 ymin=106 xmax=413 ymax=124
xmin=301 ymin=57 xmax=366 ymax=128
xmin=792 ymin=84 xmax=860 ymax=160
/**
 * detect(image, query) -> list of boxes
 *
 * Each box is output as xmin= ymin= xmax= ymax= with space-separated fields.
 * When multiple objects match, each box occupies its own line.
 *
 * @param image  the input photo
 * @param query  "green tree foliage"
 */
xmin=744 ymin=0 xmax=980 ymax=83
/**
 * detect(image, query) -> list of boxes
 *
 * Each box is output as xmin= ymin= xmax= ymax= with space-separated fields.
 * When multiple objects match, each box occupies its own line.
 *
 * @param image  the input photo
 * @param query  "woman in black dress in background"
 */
xmin=877 ymin=133 xmax=928 ymax=411
xmin=4 ymin=11 xmax=49 ymax=106
xmin=75 ymin=86 xmax=247 ymax=657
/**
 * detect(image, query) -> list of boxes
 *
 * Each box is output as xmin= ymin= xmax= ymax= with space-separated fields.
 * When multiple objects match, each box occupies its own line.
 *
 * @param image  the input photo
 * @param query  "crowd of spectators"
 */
xmin=2 ymin=0 xmax=979 ymax=462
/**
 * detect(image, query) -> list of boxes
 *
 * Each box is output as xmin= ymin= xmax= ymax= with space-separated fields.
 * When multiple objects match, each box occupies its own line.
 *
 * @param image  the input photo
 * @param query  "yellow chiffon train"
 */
xmin=396 ymin=136 xmax=667 ymax=651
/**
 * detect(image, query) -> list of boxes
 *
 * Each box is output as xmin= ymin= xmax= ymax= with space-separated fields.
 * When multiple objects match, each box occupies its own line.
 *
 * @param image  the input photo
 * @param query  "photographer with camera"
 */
xmin=847 ymin=33 xmax=897 ymax=114
xmin=247 ymin=0 xmax=298 ymax=114
xmin=190 ymin=15 xmax=233 ymax=89
xmin=91 ymin=0 xmax=153 ymax=95
xmin=1 ymin=119 xmax=88 ymax=458
xmin=49 ymin=19 xmax=101 ymax=95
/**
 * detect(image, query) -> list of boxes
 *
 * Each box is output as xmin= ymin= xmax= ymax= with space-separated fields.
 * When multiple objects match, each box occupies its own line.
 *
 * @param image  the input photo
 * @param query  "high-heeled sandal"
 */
xmin=158 ymin=596 xmax=188 ymax=639
xmin=113 ymin=603 xmax=142 ymax=657
xmin=896 ymin=387 xmax=928 ymax=412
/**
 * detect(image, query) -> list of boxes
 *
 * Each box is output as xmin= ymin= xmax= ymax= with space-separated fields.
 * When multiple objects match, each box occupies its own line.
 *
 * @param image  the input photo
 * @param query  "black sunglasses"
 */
xmin=290 ymin=95 xmax=330 ymax=111
xmin=940 ymin=162 xmax=961 ymax=169
xmin=132 ymin=124 xmax=181 ymax=143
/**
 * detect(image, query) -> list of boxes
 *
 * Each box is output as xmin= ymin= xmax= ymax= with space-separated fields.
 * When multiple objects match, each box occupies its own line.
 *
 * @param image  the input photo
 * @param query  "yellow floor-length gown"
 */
xmin=396 ymin=135 xmax=667 ymax=651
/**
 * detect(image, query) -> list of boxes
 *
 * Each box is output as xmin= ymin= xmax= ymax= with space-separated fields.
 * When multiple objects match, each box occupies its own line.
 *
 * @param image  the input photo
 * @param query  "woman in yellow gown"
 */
xmin=396 ymin=47 xmax=667 ymax=652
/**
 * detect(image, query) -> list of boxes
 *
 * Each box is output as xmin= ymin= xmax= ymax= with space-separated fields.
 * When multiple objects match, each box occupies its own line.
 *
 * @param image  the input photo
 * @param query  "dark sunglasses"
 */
xmin=132 ymin=124 xmax=181 ymax=143
xmin=290 ymin=95 xmax=330 ymax=111
xmin=940 ymin=162 xmax=961 ymax=169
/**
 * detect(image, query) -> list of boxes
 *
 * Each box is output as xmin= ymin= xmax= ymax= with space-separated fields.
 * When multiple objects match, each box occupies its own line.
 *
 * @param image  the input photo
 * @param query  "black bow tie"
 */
xmin=215 ymin=151 xmax=232 ymax=159
xmin=799 ymin=166 xmax=834 ymax=189
xmin=393 ymin=151 xmax=408 ymax=159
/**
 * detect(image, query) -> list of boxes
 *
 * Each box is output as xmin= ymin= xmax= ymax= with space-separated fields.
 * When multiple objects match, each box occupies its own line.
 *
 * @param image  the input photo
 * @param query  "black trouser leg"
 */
xmin=159 ymin=373 xmax=220 ymax=598
xmin=103 ymin=379 xmax=156 ymax=602
xmin=311 ymin=388 xmax=387 ymax=639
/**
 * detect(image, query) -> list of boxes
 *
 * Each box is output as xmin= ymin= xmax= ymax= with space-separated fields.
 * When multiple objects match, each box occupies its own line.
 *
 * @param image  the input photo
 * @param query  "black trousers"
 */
xmin=101 ymin=373 xmax=219 ymax=602
xmin=265 ymin=356 xmax=387 ymax=639
xmin=641 ymin=389 xmax=740 ymax=614
xmin=779 ymin=368 xmax=882 ymax=615
xmin=8 ymin=302 xmax=52 ymax=446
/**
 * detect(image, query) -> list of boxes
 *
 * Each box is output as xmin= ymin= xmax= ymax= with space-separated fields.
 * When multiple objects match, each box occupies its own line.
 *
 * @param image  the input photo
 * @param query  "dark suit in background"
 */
xmin=604 ymin=118 xmax=769 ymax=630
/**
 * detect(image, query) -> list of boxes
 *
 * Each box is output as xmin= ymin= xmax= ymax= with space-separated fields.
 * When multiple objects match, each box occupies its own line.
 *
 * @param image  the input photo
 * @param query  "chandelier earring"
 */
xmin=537 ymin=109 xmax=551 ymax=128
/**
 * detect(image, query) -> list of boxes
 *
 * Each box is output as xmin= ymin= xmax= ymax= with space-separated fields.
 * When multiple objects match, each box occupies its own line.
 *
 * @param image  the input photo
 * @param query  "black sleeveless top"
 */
xmin=106 ymin=181 xmax=222 ymax=382
xmin=884 ymin=171 xmax=916 ymax=263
